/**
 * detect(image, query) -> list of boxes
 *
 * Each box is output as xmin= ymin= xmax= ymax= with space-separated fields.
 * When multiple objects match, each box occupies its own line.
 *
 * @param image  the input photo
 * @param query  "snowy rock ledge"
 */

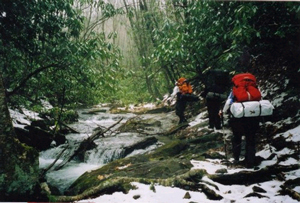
xmin=10 ymin=108 xmax=67 ymax=151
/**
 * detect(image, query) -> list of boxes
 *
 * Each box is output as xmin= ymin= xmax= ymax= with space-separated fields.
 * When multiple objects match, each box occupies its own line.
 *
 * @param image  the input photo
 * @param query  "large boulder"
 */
xmin=15 ymin=120 xmax=66 ymax=151
xmin=10 ymin=108 xmax=66 ymax=151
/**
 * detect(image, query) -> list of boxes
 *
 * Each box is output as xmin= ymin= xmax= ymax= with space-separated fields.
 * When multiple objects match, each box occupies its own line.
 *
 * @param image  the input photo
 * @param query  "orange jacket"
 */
xmin=177 ymin=77 xmax=193 ymax=94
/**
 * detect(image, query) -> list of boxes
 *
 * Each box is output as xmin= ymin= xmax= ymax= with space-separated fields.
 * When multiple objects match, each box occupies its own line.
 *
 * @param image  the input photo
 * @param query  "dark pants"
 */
xmin=206 ymin=100 xmax=222 ymax=129
xmin=230 ymin=117 xmax=259 ymax=167
xmin=175 ymin=93 xmax=199 ymax=124
xmin=176 ymin=98 xmax=187 ymax=123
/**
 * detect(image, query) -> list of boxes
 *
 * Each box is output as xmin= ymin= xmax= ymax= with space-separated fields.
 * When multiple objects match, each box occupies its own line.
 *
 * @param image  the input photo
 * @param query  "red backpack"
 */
xmin=232 ymin=73 xmax=261 ymax=102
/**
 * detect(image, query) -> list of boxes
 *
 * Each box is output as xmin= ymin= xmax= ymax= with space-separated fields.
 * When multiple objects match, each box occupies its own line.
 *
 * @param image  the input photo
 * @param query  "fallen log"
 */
xmin=59 ymin=121 xmax=79 ymax=133
xmin=163 ymin=123 xmax=189 ymax=135
xmin=280 ymin=185 xmax=300 ymax=201
xmin=122 ymin=136 xmax=158 ymax=157
xmin=209 ymin=164 xmax=300 ymax=185
xmin=56 ymin=169 xmax=209 ymax=202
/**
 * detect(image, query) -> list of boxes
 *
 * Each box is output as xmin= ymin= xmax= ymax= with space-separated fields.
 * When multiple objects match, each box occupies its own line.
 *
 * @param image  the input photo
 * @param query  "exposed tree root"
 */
xmin=280 ymin=185 xmax=300 ymax=201
xmin=209 ymin=164 xmax=300 ymax=185
xmin=54 ymin=169 xmax=220 ymax=202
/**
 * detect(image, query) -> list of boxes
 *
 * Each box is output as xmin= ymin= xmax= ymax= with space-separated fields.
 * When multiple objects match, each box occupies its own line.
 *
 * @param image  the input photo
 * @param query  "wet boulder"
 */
xmin=122 ymin=136 xmax=158 ymax=157
xmin=118 ymin=117 xmax=162 ymax=132
xmin=15 ymin=120 xmax=66 ymax=151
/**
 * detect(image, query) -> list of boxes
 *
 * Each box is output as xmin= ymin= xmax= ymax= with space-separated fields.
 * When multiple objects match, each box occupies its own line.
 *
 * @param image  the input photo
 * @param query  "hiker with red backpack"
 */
xmin=174 ymin=77 xmax=199 ymax=124
xmin=221 ymin=73 xmax=274 ymax=168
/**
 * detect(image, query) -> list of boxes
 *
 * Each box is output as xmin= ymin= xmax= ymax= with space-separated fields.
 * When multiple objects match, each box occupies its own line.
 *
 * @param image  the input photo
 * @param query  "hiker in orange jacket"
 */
xmin=174 ymin=77 xmax=199 ymax=124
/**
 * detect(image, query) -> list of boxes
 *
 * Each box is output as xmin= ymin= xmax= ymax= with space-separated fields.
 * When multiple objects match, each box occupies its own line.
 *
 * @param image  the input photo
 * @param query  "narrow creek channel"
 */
xmin=39 ymin=105 xmax=174 ymax=194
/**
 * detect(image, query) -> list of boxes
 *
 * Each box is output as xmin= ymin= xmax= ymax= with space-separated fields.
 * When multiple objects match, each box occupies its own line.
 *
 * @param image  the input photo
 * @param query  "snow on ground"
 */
xmin=279 ymin=125 xmax=300 ymax=142
xmin=189 ymin=111 xmax=207 ymax=127
xmin=77 ymin=162 xmax=299 ymax=203
xmin=77 ymin=117 xmax=300 ymax=203
xmin=272 ymin=92 xmax=288 ymax=108
xmin=9 ymin=108 xmax=42 ymax=129
xmin=77 ymin=179 xmax=299 ymax=203
xmin=9 ymin=101 xmax=300 ymax=203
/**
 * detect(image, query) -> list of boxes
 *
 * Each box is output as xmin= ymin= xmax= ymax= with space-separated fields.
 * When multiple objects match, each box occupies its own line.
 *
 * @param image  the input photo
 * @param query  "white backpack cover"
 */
xmin=230 ymin=100 xmax=274 ymax=118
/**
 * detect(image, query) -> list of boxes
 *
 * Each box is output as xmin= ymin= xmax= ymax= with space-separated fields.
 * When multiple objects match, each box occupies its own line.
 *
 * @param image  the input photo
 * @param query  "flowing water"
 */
xmin=39 ymin=105 xmax=171 ymax=193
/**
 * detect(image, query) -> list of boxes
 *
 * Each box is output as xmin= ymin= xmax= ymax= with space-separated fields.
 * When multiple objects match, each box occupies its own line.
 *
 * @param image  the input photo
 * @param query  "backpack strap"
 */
xmin=241 ymin=102 xmax=245 ymax=117
xmin=246 ymin=91 xmax=251 ymax=100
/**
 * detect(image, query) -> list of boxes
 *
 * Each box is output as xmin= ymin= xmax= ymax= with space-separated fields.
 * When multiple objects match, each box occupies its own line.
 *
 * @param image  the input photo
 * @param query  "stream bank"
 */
xmin=10 ymin=99 xmax=300 ymax=202
xmin=53 ymin=101 xmax=300 ymax=203
xmin=38 ymin=104 xmax=179 ymax=194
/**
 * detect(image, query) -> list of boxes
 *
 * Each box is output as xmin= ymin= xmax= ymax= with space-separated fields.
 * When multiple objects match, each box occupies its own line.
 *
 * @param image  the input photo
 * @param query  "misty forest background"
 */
xmin=2 ymin=0 xmax=300 ymax=111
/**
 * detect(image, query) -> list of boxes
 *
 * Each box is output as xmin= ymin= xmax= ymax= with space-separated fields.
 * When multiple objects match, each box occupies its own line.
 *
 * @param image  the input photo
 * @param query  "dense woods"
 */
xmin=1 ymin=1 xmax=300 ymax=107
xmin=0 ymin=0 xmax=300 ymax=201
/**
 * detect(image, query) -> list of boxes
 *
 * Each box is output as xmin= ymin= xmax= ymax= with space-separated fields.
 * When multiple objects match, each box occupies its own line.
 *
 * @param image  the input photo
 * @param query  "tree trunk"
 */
xmin=0 ymin=74 xmax=41 ymax=201
xmin=123 ymin=0 xmax=165 ymax=99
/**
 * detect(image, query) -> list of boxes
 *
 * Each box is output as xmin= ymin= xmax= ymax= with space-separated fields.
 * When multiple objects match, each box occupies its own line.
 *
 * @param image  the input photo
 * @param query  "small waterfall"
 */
xmin=85 ymin=148 xmax=124 ymax=164
xmin=39 ymin=108 xmax=159 ymax=194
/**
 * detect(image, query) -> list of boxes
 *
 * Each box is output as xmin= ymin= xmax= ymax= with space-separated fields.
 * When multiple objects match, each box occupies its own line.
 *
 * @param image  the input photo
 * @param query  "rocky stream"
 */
xmin=10 ymin=100 xmax=300 ymax=202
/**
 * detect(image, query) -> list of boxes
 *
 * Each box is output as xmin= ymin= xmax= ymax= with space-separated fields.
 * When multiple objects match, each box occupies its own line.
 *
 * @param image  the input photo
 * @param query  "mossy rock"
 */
xmin=0 ymin=139 xmax=42 ymax=201
xmin=143 ymin=106 xmax=173 ymax=114
xmin=59 ymin=169 xmax=208 ymax=202
xmin=82 ymin=109 xmax=107 ymax=114
xmin=40 ymin=108 xmax=79 ymax=124
xmin=66 ymin=140 xmax=191 ymax=195
xmin=66 ymin=157 xmax=192 ymax=196
xmin=61 ymin=116 xmax=228 ymax=201
xmin=149 ymin=140 xmax=189 ymax=159
xmin=118 ymin=117 xmax=162 ymax=132
xmin=188 ymin=131 xmax=223 ymax=144
xmin=65 ymin=131 xmax=226 ymax=196
xmin=115 ymin=158 xmax=192 ymax=179
xmin=164 ymin=123 xmax=189 ymax=136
